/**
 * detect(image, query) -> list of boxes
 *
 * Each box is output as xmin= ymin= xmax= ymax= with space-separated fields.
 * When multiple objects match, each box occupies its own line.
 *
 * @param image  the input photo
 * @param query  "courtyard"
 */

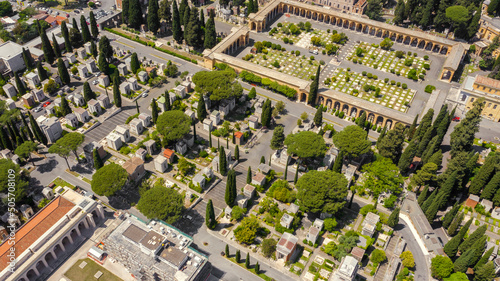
xmin=64 ymin=258 xmax=123 ymax=281
xmin=346 ymin=42 xmax=431 ymax=80
xmin=327 ymin=68 xmax=415 ymax=113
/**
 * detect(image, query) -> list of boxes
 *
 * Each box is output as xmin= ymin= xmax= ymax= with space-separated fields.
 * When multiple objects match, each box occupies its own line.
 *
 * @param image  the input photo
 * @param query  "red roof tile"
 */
xmin=464 ymin=198 xmax=478 ymax=208
xmin=163 ymin=149 xmax=175 ymax=158
xmin=234 ymin=131 xmax=243 ymax=139
xmin=0 ymin=196 xmax=75 ymax=271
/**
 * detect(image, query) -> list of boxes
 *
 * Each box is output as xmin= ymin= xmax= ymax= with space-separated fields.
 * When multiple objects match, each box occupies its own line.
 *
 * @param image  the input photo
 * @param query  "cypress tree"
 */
xmin=235 ymin=249 xmax=240 ymax=263
xmin=444 ymin=218 xmax=472 ymax=257
xmin=447 ymin=212 xmax=464 ymax=236
xmin=469 ymin=236 xmax=487 ymax=268
xmin=179 ymin=0 xmax=188 ymax=24
xmin=0 ymin=126 xmax=13 ymax=150
xmin=70 ymin=18 xmax=83 ymax=48
xmin=260 ymin=99 xmax=272 ymax=128
xmin=130 ymin=52 xmax=140 ymax=74
xmin=90 ymin=40 xmax=97 ymax=58
xmin=358 ymin=112 xmax=368 ymax=130
xmin=425 ymin=193 xmax=442 ymax=222
xmin=203 ymin=12 xmax=217 ymax=49
xmin=313 ymin=105 xmax=323 ymax=126
xmin=14 ymin=72 xmax=26 ymax=95
xmin=219 ymin=147 xmax=227 ymax=175
xmin=151 ymin=98 xmax=158 ymax=124
xmin=254 ymin=0 xmax=259 ymax=11
xmin=60 ymin=96 xmax=72 ymax=116
xmin=186 ymin=7 xmax=202 ymax=48
xmin=83 ymin=81 xmax=96 ymax=102
xmin=245 ymin=252 xmax=250 ymax=268
xmin=52 ymin=34 xmax=61 ymax=58
xmin=308 ymin=66 xmax=320 ymax=105
xmin=416 ymin=126 xmax=435 ymax=157
xmin=29 ymin=112 xmax=46 ymax=145
xmin=260 ymin=156 xmax=265 ymax=164
xmin=206 ymin=199 xmax=216 ymax=229
xmin=387 ymin=207 xmax=400 ymax=228
xmin=128 ymin=0 xmax=143 ymax=29
xmin=72 ymin=18 xmax=80 ymax=32
xmin=164 ymin=90 xmax=171 ymax=111
xmin=197 ymin=96 xmax=207 ymax=120
xmin=61 ymin=21 xmax=72 ymax=52
xmin=209 ymin=130 xmax=212 ymax=148
xmin=113 ymin=76 xmax=122 ymax=108
xmin=98 ymin=36 xmax=113 ymax=60
xmin=80 ymin=15 xmax=91 ymax=43
xmin=470 ymin=153 xmax=497 ymax=195
xmin=20 ymin=113 xmax=34 ymax=142
xmin=481 ymin=172 xmax=500 ymax=200
xmin=172 ymin=0 xmax=183 ymax=43
xmin=225 ymin=244 xmax=230 ymax=257
xmin=39 ymin=20 xmax=55 ymax=64
xmin=475 ymin=261 xmax=496 ymax=281
xmin=247 ymin=166 xmax=252 ymax=184
xmin=58 ymin=58 xmax=71 ymax=85
xmin=89 ymin=11 xmax=99 ymax=38
xmin=398 ymin=140 xmax=418 ymax=174
xmin=428 ymin=150 xmax=443 ymax=167
xmin=255 ymin=262 xmax=260 ymax=274
xmin=421 ymin=135 xmax=439 ymax=164
xmin=93 ymin=148 xmax=104 ymax=169
xmin=459 ymin=225 xmax=487 ymax=253
xmin=474 ymin=247 xmax=494 ymax=271
xmin=183 ymin=6 xmax=190 ymax=41
xmin=9 ymin=121 xmax=21 ymax=143
xmin=421 ymin=188 xmax=437 ymax=213
xmin=453 ymin=248 xmax=475 ymax=273
xmin=136 ymin=100 xmax=140 ymax=114
xmin=248 ymin=0 xmax=254 ymax=13
xmin=450 ymin=99 xmax=484 ymax=157
xmin=22 ymin=48 xmax=33 ymax=69
xmin=378 ymin=123 xmax=406 ymax=163
xmin=200 ymin=8 xmax=205 ymax=29
xmin=413 ymin=108 xmax=434 ymax=142
xmin=37 ymin=61 xmax=48 ymax=81
xmin=122 ymin=0 xmax=130 ymax=23
xmin=97 ymin=50 xmax=109 ymax=74
xmin=417 ymin=186 xmax=429 ymax=206
xmin=270 ymin=125 xmax=285 ymax=150
xmin=442 ymin=203 xmax=460 ymax=229
xmin=407 ymin=114 xmax=418 ymax=140
xmin=234 ymin=145 xmax=239 ymax=161
xmin=436 ymin=171 xmax=457 ymax=209
xmin=294 ymin=168 xmax=298 ymax=184
xmin=332 ymin=150 xmax=343 ymax=173
xmin=147 ymin=0 xmax=160 ymax=34
xmin=284 ymin=160 xmax=288 ymax=180
xmin=193 ymin=121 xmax=196 ymax=139
xmin=432 ymin=105 xmax=449 ymax=130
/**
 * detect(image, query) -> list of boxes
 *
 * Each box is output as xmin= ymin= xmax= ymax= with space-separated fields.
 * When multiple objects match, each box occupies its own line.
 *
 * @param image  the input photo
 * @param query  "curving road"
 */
xmin=395 ymin=220 xmax=430 ymax=281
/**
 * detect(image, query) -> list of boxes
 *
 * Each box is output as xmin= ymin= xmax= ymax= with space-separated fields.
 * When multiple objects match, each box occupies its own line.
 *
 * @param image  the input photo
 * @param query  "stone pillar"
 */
xmin=40 ymin=259 xmax=48 ymax=268
xmin=59 ymin=243 xmax=66 ymax=252
xmin=74 ymin=226 xmax=81 ymax=236
xmin=67 ymin=235 xmax=74 ymax=244
xmin=50 ymin=250 xmax=57 ymax=259
xmin=87 ymin=213 xmax=96 ymax=228
xmin=97 ymin=204 xmax=105 ymax=219
xmin=83 ymin=217 xmax=89 ymax=229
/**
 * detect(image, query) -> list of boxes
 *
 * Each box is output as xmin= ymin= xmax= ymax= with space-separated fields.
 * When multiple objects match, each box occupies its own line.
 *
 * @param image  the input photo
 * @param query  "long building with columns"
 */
xmin=203 ymin=0 xmax=469 ymax=128
xmin=0 ymin=187 xmax=104 ymax=281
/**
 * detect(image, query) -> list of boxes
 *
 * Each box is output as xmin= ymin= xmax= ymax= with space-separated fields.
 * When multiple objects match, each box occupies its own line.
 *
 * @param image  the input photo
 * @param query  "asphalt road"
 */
xmin=395 ymin=220 xmax=429 ymax=281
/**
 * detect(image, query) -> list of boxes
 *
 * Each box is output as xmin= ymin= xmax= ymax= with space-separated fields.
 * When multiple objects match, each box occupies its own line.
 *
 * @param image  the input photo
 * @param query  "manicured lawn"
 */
xmin=327 ymin=68 xmax=415 ymax=113
xmin=226 ymin=257 xmax=274 ymax=281
xmin=51 ymin=177 xmax=75 ymax=189
xmin=248 ymin=48 xmax=320 ymax=80
xmin=347 ymin=42 xmax=430 ymax=80
xmin=64 ymin=258 xmax=122 ymax=281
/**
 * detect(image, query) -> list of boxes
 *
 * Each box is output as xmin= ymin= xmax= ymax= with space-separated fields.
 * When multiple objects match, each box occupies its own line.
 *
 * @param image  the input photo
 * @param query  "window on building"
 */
xmin=471 ymin=98 xmax=475 ymax=102
xmin=494 ymin=105 xmax=498 ymax=109
xmin=461 ymin=94 xmax=467 ymax=101
xmin=488 ymin=103 xmax=492 ymax=107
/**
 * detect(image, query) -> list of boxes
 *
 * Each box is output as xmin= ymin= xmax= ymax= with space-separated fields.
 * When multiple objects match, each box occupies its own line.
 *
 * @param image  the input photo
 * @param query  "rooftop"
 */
xmin=0 ymin=197 xmax=75 ymax=271
xmin=277 ymin=232 xmax=298 ymax=254
xmin=337 ymin=256 xmax=358 ymax=277
xmin=163 ymin=148 xmax=175 ymax=158
xmin=139 ymin=230 xmax=165 ymax=251
xmin=474 ymin=74 xmax=500 ymax=91
xmin=0 ymin=41 xmax=23 ymax=60
xmin=158 ymin=245 xmax=188 ymax=268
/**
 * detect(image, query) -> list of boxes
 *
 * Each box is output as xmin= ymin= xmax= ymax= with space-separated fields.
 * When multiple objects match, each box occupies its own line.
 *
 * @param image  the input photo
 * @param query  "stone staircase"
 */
xmin=373 ymin=235 xmax=400 ymax=281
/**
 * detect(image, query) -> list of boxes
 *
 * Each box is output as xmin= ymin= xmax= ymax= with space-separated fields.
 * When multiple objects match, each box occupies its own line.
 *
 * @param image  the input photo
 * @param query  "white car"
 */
xmin=141 ymin=92 xmax=148 ymax=98
xmin=33 ymin=107 xmax=42 ymax=113
xmin=92 ymin=80 xmax=99 ymax=85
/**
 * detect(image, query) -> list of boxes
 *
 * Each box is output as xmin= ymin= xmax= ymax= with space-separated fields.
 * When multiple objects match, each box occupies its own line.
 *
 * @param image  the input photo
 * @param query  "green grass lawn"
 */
xmin=328 ymin=68 xmax=415 ymax=112
xmin=249 ymin=49 xmax=320 ymax=80
xmin=347 ymin=42 xmax=430 ymax=80
xmin=51 ymin=177 xmax=75 ymax=189
xmin=226 ymin=257 xmax=274 ymax=281
xmin=64 ymin=258 xmax=122 ymax=281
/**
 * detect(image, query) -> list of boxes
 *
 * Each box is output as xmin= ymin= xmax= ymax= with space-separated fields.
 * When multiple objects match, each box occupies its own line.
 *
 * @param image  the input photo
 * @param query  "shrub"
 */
xmin=277 ymin=23 xmax=283 ymax=27
xmin=347 ymin=68 xmax=351 ymax=71
xmin=384 ymin=78 xmax=389 ymax=83
xmin=283 ymin=37 xmax=289 ymax=44
xmin=362 ymin=71 xmax=367 ymax=76
xmin=419 ymin=74 xmax=425 ymax=80
xmin=402 ymin=83 xmax=408 ymax=89
xmin=310 ymin=56 xmax=315 ymax=60
xmin=397 ymin=82 xmax=401 ymax=87
xmin=373 ymin=75 xmax=378 ymax=80
xmin=407 ymin=51 xmax=412 ymax=56
xmin=424 ymin=85 xmax=436 ymax=93
xmin=367 ymin=73 xmax=373 ymax=79
xmin=353 ymin=58 xmax=358 ymax=63
xmin=390 ymin=80 xmax=396 ymax=85
xmin=413 ymin=53 xmax=417 ymax=57
xmin=322 ymin=50 xmax=326 ymax=55
xmin=320 ymin=60 xmax=325 ymax=65
xmin=424 ymin=55 xmax=429 ymax=60
xmin=423 ymin=63 xmax=430 ymax=70
xmin=199 ymin=151 xmax=208 ymax=158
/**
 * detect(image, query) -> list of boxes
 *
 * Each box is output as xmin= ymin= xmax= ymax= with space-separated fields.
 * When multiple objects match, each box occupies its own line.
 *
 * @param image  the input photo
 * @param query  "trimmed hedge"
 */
xmin=104 ymin=28 xmax=198 ymax=64
xmin=239 ymin=71 xmax=297 ymax=99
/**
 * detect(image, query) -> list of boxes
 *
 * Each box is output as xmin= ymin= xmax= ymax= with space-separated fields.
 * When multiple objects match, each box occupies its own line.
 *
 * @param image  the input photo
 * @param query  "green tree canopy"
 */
xmin=14 ymin=141 xmax=37 ymax=163
xmin=446 ymin=6 xmax=469 ymax=25
xmin=333 ymin=125 xmax=371 ymax=158
xmin=431 ymin=255 xmax=454 ymax=280
xmin=370 ymin=249 xmax=387 ymax=264
xmin=234 ymin=216 xmax=260 ymax=244
xmin=261 ymin=238 xmax=277 ymax=258
xmin=362 ymin=157 xmax=404 ymax=197
xmin=270 ymin=125 xmax=285 ymax=150
xmin=192 ymin=69 xmax=243 ymax=101
xmin=156 ymin=110 xmax=191 ymax=144
xmin=137 ymin=185 xmax=184 ymax=222
xmin=296 ymin=170 xmax=348 ymax=214
xmin=400 ymin=251 xmax=415 ymax=268
xmin=0 ymin=159 xmax=27 ymax=201
xmin=91 ymin=163 xmax=128 ymax=197
xmin=284 ymin=131 xmax=326 ymax=159
xmin=57 ymin=132 xmax=85 ymax=159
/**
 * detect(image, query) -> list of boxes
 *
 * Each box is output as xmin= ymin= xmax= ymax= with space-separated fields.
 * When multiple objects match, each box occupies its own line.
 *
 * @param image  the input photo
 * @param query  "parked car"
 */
xmin=33 ymin=107 xmax=42 ymax=113
xmin=92 ymin=80 xmax=99 ymax=85
xmin=142 ymin=92 xmax=148 ymax=98
xmin=452 ymin=116 xmax=460 ymax=122
xmin=42 ymin=101 xmax=51 ymax=107
xmin=74 ymin=9 xmax=80 ymax=13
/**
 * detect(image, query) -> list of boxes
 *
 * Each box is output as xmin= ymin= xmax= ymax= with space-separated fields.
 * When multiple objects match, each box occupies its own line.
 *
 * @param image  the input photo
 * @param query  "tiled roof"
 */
xmin=0 ymin=197 xmax=75 ymax=271
xmin=163 ymin=149 xmax=175 ymax=158
xmin=475 ymin=75 xmax=500 ymax=91
xmin=234 ymin=131 xmax=243 ymax=139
